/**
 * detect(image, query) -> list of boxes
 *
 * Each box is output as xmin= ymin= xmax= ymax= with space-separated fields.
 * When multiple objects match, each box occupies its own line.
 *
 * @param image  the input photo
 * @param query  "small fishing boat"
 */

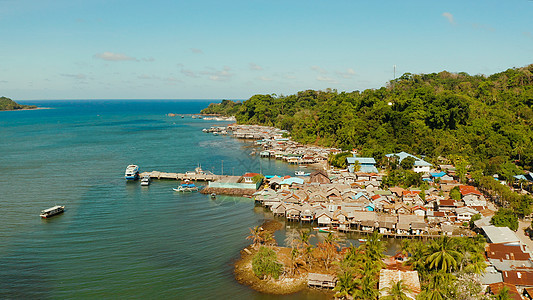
xmin=173 ymin=181 xmax=199 ymax=192
xmin=124 ymin=164 xmax=139 ymax=181
xmin=210 ymin=193 xmax=216 ymax=199
xmin=140 ymin=175 xmax=151 ymax=186
xmin=358 ymin=239 xmax=367 ymax=243
xmin=295 ymin=170 xmax=311 ymax=176
xmin=40 ymin=205 xmax=65 ymax=218
xmin=313 ymin=227 xmax=332 ymax=233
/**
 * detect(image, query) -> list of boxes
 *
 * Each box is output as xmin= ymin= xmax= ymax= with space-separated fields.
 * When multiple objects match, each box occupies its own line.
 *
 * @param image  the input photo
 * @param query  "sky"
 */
xmin=0 ymin=0 xmax=532 ymax=100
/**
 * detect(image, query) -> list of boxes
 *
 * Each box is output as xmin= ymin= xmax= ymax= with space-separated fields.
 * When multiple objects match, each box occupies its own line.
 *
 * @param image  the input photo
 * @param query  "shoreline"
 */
xmin=0 ymin=107 xmax=50 ymax=112
xmin=233 ymin=219 xmax=309 ymax=295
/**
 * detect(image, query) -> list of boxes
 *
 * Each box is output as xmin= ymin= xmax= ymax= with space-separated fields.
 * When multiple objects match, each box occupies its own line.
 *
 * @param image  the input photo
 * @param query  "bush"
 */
xmin=491 ymin=208 xmax=519 ymax=231
xmin=252 ymin=246 xmax=283 ymax=280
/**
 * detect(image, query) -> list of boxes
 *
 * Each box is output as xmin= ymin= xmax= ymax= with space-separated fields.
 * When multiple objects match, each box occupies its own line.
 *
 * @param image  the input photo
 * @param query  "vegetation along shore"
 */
xmin=203 ymin=64 xmax=533 ymax=299
xmin=0 ymin=96 xmax=37 ymax=111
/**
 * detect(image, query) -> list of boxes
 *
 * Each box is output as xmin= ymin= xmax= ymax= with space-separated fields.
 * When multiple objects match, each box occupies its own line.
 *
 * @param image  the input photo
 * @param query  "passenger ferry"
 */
xmin=125 ymin=165 xmax=139 ymax=180
xmin=40 ymin=205 xmax=65 ymax=218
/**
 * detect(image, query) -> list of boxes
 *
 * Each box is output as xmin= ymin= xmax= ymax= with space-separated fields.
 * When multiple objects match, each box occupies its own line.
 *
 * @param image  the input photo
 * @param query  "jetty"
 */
xmin=139 ymin=171 xmax=219 ymax=181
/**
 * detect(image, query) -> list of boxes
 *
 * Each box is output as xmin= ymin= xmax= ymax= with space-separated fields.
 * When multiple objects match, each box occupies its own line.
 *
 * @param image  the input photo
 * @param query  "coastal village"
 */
xmin=202 ymin=123 xmax=533 ymax=299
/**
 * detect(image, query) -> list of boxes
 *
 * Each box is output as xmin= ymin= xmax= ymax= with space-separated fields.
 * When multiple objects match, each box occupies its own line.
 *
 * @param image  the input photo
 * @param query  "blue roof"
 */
xmin=347 ymin=156 xmax=376 ymax=165
xmin=430 ymin=171 xmax=446 ymax=178
xmin=353 ymin=192 xmax=369 ymax=200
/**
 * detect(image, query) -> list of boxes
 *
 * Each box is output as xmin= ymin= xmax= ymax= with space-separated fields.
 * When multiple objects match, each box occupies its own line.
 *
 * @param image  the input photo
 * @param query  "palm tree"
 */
xmin=494 ymin=286 xmax=511 ymax=300
xmin=381 ymin=279 xmax=411 ymax=300
xmin=353 ymin=274 xmax=379 ymax=300
xmin=333 ymin=271 xmax=356 ymax=299
xmin=364 ymin=232 xmax=386 ymax=263
xmin=297 ymin=229 xmax=315 ymax=265
xmin=417 ymin=272 xmax=453 ymax=300
xmin=426 ymin=236 xmax=461 ymax=272
xmin=246 ymin=226 xmax=264 ymax=249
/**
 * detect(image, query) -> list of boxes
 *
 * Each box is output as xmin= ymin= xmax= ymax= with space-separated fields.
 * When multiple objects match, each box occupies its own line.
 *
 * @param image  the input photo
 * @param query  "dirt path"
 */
xmin=517 ymin=220 xmax=533 ymax=253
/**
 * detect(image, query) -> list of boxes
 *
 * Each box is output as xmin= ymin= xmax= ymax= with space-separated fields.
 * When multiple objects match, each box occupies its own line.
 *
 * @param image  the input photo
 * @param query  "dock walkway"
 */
xmin=139 ymin=171 xmax=219 ymax=181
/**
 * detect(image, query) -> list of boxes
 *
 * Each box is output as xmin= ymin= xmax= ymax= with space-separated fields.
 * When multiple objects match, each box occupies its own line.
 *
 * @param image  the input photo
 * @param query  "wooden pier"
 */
xmin=139 ymin=171 xmax=219 ymax=181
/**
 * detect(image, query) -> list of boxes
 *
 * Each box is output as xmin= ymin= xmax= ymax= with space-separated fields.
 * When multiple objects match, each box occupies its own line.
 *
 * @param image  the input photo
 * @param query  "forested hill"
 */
xmin=206 ymin=65 xmax=533 ymax=180
xmin=0 ymin=96 xmax=37 ymax=111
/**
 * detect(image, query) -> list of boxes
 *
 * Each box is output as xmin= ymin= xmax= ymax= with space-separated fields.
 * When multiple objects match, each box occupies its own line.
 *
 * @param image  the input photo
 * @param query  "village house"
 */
xmin=242 ymin=172 xmax=260 ymax=183
xmin=456 ymin=206 xmax=479 ymax=222
xmin=346 ymin=156 xmax=379 ymax=173
xmin=379 ymin=269 xmax=421 ymax=299
xmin=460 ymin=185 xmax=487 ymax=206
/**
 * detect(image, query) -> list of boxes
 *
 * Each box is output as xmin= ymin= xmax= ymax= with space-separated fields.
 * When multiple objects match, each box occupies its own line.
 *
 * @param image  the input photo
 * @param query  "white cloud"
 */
xmin=200 ymin=66 xmax=233 ymax=81
xmin=311 ymin=65 xmax=328 ymax=74
xmin=472 ymin=23 xmax=495 ymax=32
xmin=181 ymin=69 xmax=199 ymax=78
xmin=316 ymin=76 xmax=337 ymax=83
xmin=336 ymin=68 xmax=356 ymax=78
xmin=190 ymin=48 xmax=203 ymax=54
xmin=258 ymin=76 xmax=272 ymax=81
xmin=60 ymin=73 xmax=87 ymax=80
xmin=249 ymin=63 xmax=263 ymax=71
xmin=142 ymin=57 xmax=155 ymax=62
xmin=94 ymin=52 xmax=138 ymax=61
xmin=442 ymin=12 xmax=455 ymax=25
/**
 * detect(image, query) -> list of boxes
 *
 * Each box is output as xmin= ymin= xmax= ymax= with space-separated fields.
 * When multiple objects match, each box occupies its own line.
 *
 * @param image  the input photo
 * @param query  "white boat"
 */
xmin=140 ymin=175 xmax=151 ymax=186
xmin=125 ymin=165 xmax=139 ymax=180
xmin=40 ymin=205 xmax=65 ymax=218
xmin=295 ymin=170 xmax=311 ymax=176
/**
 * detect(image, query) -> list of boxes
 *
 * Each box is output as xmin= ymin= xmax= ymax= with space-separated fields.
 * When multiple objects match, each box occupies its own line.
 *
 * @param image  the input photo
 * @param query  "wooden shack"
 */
xmin=308 ymin=273 xmax=337 ymax=289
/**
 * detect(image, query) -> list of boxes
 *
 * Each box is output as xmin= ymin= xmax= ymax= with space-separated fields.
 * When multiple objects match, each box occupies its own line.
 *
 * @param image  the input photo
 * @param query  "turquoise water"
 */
xmin=0 ymin=100 xmax=333 ymax=299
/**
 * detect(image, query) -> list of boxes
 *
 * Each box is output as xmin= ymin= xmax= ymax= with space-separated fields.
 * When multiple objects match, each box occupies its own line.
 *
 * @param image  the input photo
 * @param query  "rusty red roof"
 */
xmin=459 ymin=185 xmax=483 ymax=196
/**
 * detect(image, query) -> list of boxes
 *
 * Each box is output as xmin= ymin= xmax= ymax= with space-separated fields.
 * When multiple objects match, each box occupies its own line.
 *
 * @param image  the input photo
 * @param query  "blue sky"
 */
xmin=1 ymin=0 xmax=532 ymax=100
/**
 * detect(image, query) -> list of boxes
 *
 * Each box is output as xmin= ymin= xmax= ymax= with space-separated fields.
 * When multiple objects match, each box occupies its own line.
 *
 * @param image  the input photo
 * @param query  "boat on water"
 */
xmin=124 ymin=165 xmax=139 ymax=181
xmin=173 ymin=180 xmax=199 ymax=192
xmin=295 ymin=170 xmax=311 ymax=176
xmin=313 ymin=227 xmax=332 ymax=233
xmin=358 ymin=239 xmax=367 ymax=243
xmin=40 ymin=205 xmax=65 ymax=218
xmin=210 ymin=193 xmax=216 ymax=199
xmin=140 ymin=175 xmax=151 ymax=186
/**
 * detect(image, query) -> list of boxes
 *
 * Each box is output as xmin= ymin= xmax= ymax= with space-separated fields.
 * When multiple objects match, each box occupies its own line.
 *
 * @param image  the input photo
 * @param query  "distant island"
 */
xmin=0 ymin=96 xmax=37 ymax=111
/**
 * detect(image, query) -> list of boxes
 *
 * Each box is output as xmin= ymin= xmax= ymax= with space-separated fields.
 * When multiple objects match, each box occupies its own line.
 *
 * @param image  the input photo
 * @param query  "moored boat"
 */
xmin=140 ymin=175 xmax=151 ymax=186
xmin=210 ymin=193 xmax=216 ymax=199
xmin=313 ymin=227 xmax=332 ymax=233
xmin=173 ymin=181 xmax=199 ymax=192
xmin=295 ymin=170 xmax=311 ymax=176
xmin=40 ymin=205 xmax=65 ymax=218
xmin=125 ymin=165 xmax=139 ymax=180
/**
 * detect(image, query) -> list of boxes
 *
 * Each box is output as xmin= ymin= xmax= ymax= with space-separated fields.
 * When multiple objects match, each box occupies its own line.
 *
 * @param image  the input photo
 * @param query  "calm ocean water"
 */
xmin=0 ymin=100 xmax=336 ymax=299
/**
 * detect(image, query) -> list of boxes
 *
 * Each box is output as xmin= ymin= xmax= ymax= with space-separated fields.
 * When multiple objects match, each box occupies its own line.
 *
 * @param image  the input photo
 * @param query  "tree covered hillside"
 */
xmin=0 ymin=96 xmax=37 ymax=111
xmin=221 ymin=65 xmax=533 ymax=179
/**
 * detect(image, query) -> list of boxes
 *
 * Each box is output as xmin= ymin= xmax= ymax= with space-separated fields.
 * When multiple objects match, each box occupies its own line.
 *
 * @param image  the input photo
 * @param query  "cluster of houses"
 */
xmin=254 ymin=162 xmax=492 ymax=237
xmin=229 ymin=124 xmax=288 ymax=140
xmin=477 ymin=225 xmax=533 ymax=299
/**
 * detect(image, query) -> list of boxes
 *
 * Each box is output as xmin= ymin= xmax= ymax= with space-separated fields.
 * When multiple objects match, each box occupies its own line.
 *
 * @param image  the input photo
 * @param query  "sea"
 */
xmin=0 ymin=100 xmax=398 ymax=299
